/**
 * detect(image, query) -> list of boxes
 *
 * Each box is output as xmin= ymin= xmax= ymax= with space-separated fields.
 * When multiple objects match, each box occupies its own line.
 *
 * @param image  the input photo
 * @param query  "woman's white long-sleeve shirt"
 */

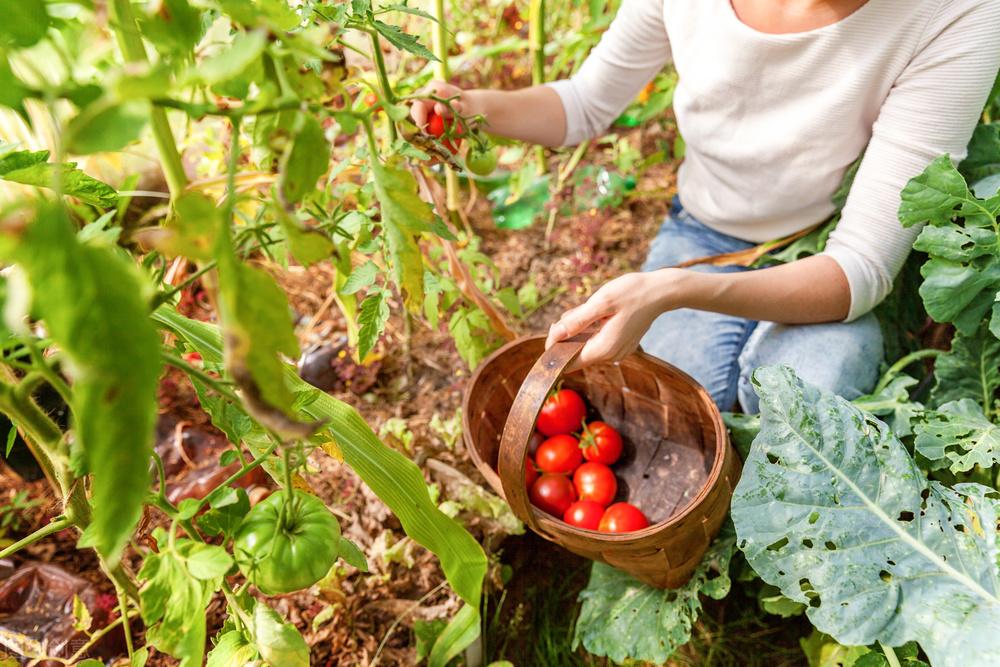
xmin=547 ymin=0 xmax=1000 ymax=320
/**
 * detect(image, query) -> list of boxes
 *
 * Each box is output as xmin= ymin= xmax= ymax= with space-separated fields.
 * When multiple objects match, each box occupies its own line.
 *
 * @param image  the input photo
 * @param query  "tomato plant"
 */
xmin=536 ymin=388 xmax=587 ymax=436
xmin=466 ymin=142 xmax=498 ymax=175
xmin=535 ymin=434 xmax=583 ymax=474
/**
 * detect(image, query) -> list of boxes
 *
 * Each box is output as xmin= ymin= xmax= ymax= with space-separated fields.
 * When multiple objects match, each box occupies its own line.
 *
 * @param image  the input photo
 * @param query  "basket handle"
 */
xmin=497 ymin=335 xmax=587 ymax=534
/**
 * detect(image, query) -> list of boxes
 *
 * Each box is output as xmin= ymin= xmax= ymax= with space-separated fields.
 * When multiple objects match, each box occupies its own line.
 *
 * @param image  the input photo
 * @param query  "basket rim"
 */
xmin=462 ymin=333 xmax=732 ymax=545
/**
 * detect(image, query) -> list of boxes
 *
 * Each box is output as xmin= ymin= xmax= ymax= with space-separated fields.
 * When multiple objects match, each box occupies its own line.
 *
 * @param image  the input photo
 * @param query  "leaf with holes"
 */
xmin=930 ymin=323 xmax=1000 ymax=409
xmin=733 ymin=365 xmax=1000 ymax=667
xmin=915 ymin=399 xmax=1000 ymax=473
xmin=571 ymin=523 xmax=737 ymax=664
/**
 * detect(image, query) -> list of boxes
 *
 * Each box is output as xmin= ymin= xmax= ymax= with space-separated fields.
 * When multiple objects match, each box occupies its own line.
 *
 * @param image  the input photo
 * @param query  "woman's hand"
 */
xmin=410 ymin=80 xmax=474 ymax=130
xmin=546 ymin=270 xmax=682 ymax=371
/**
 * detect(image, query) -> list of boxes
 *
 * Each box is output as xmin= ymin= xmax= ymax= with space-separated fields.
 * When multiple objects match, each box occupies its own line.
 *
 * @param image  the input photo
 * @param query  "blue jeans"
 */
xmin=640 ymin=199 xmax=883 ymax=413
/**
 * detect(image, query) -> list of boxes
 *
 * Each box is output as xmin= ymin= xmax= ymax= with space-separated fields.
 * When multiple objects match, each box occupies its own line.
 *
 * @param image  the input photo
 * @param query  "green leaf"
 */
xmin=139 ymin=0 xmax=204 ymax=56
xmin=276 ymin=209 xmax=335 ymax=266
xmin=279 ymin=114 xmax=329 ymax=204
xmin=161 ymin=192 xmax=221 ymax=261
xmin=931 ymin=324 xmax=1000 ymax=409
xmin=185 ymin=543 xmax=234 ymax=580
xmin=572 ymin=524 xmax=737 ymax=664
xmin=799 ymin=630 xmax=869 ymax=667
xmin=130 ymin=646 xmax=149 ymax=667
xmin=428 ymin=603 xmax=480 ymax=667
xmin=206 ymin=630 xmax=258 ymax=667
xmin=0 ymin=57 xmax=30 ymax=119
xmin=4 ymin=207 xmax=159 ymax=566
xmin=252 ymin=601 xmax=309 ymax=667
xmin=337 ymin=535 xmax=368 ymax=571
xmin=0 ymin=150 xmax=117 ymax=207
xmin=414 ymin=618 xmax=447 ymax=662
xmin=370 ymin=158 xmax=433 ymax=311
xmin=732 ymin=365 xmax=1000 ymax=667
xmin=372 ymin=20 xmax=437 ymax=61
xmin=960 ymin=123 xmax=1000 ymax=183
xmin=191 ymin=30 xmax=267 ymax=85
xmin=197 ymin=487 xmax=251 ymax=538
xmin=852 ymin=374 xmax=924 ymax=437
xmin=915 ymin=398 xmax=1000 ymax=473
xmin=153 ymin=308 xmax=487 ymax=616
xmin=341 ymin=260 xmax=378 ymax=295
xmin=0 ymin=0 xmax=49 ymax=48
xmin=66 ymin=101 xmax=149 ymax=155
xmin=357 ymin=289 xmax=390 ymax=361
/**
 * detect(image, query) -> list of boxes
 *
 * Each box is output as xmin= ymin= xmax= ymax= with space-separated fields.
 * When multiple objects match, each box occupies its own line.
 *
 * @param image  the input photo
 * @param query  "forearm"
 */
xmin=664 ymin=255 xmax=851 ymax=323
xmin=462 ymin=86 xmax=567 ymax=147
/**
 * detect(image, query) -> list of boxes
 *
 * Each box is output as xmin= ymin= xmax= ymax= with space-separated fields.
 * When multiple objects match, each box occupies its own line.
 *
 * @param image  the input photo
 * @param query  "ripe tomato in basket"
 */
xmin=580 ymin=421 xmax=623 ymax=465
xmin=525 ymin=454 xmax=538 ymax=488
xmin=599 ymin=502 xmax=649 ymax=533
xmin=535 ymin=434 xmax=583 ymax=474
xmin=563 ymin=500 xmax=604 ymax=530
xmin=529 ymin=473 xmax=577 ymax=517
xmin=573 ymin=462 xmax=617 ymax=507
xmin=536 ymin=388 xmax=587 ymax=436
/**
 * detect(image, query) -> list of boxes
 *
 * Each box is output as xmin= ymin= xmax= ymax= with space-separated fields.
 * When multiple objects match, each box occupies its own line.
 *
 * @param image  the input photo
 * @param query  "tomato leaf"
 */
xmin=279 ymin=114 xmax=329 ymax=204
xmin=206 ymin=630 xmax=258 ymax=667
xmin=3 ymin=207 xmax=160 ymax=566
xmin=252 ymin=601 xmax=309 ymax=667
xmin=66 ymin=100 xmax=149 ymax=155
xmin=275 ymin=209 xmax=335 ymax=266
xmin=370 ymin=158 xmax=432 ymax=311
xmin=138 ymin=0 xmax=204 ymax=56
xmin=185 ymin=543 xmax=234 ymax=580
xmin=372 ymin=20 xmax=437 ymax=61
xmin=0 ymin=150 xmax=118 ymax=207
xmin=915 ymin=398 xmax=1000 ymax=473
xmin=0 ymin=58 xmax=30 ymax=119
xmin=337 ymin=536 xmax=368 ymax=571
xmin=572 ymin=523 xmax=737 ymax=664
xmin=0 ymin=0 xmax=49 ymax=48
xmin=341 ymin=260 xmax=378 ymax=295
xmin=732 ymin=365 xmax=1000 ymax=667
xmin=161 ymin=192 xmax=221 ymax=261
xmin=189 ymin=30 xmax=267 ymax=85
xmin=357 ymin=289 xmax=390 ymax=361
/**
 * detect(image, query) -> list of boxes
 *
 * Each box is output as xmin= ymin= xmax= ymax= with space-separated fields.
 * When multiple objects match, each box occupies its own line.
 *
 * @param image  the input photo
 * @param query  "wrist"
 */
xmin=648 ymin=268 xmax=705 ymax=311
xmin=461 ymin=89 xmax=491 ymax=123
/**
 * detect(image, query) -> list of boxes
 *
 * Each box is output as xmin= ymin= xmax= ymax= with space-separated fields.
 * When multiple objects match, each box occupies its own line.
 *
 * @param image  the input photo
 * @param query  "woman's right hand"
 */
xmin=410 ymin=80 xmax=470 ymax=131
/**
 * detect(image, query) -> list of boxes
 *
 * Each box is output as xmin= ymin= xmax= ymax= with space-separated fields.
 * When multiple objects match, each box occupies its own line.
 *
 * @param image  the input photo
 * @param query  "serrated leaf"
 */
xmin=915 ymin=398 xmax=1000 ymax=473
xmin=206 ymin=630 xmax=258 ymax=667
xmin=191 ymin=30 xmax=266 ymax=85
xmin=341 ymin=260 xmax=378 ymax=295
xmin=139 ymin=0 xmax=204 ymax=56
xmin=0 ymin=0 xmax=49 ymax=48
xmin=161 ymin=192 xmax=221 ymax=261
xmin=373 ymin=20 xmax=437 ymax=61
xmin=732 ymin=365 xmax=1000 ymax=667
xmin=0 ymin=150 xmax=117 ymax=207
xmin=378 ymin=3 xmax=438 ymax=22
xmin=931 ymin=324 xmax=1000 ymax=409
xmin=357 ymin=289 xmax=389 ymax=360
xmin=198 ymin=487 xmax=251 ymax=538
xmin=66 ymin=100 xmax=149 ymax=155
xmin=370 ymin=159 xmax=432 ymax=310
xmin=186 ymin=543 xmax=234 ymax=580
xmin=276 ymin=208 xmax=335 ymax=266
xmin=3 ymin=207 xmax=159 ymax=566
xmin=279 ymin=114 xmax=329 ymax=204
xmin=253 ymin=602 xmax=309 ymax=667
xmin=572 ymin=524 xmax=737 ymax=664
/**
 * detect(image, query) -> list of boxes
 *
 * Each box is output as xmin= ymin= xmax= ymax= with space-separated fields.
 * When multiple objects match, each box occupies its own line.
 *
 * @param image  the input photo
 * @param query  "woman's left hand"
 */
xmin=546 ymin=270 xmax=681 ymax=371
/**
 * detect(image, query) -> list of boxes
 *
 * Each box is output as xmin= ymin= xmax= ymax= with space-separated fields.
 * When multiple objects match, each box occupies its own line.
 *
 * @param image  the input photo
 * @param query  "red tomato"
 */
xmin=525 ymin=454 xmax=538 ymax=489
xmin=573 ymin=462 xmax=617 ymax=507
xmin=536 ymin=434 xmax=583 ymax=475
xmin=581 ymin=421 xmax=623 ymax=465
xmin=426 ymin=110 xmax=461 ymax=153
xmin=598 ymin=502 xmax=649 ymax=533
xmin=536 ymin=389 xmax=587 ymax=436
xmin=528 ymin=430 xmax=546 ymax=457
xmin=529 ymin=474 xmax=577 ymax=517
xmin=563 ymin=500 xmax=605 ymax=530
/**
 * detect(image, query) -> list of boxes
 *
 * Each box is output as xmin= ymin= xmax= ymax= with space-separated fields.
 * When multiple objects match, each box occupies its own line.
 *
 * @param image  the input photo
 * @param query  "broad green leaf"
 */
xmin=139 ymin=0 xmax=204 ymax=56
xmin=338 ymin=535 xmax=368 ymax=571
xmin=960 ymin=123 xmax=1000 ymax=183
xmin=572 ymin=523 xmax=737 ymax=664
xmin=0 ymin=0 xmax=48 ymax=48
xmin=152 ymin=308 xmax=487 ymax=616
xmin=357 ymin=289 xmax=389 ymax=361
xmin=428 ymin=603 xmax=480 ymax=667
xmin=197 ymin=487 xmax=251 ymax=538
xmin=722 ymin=411 xmax=761 ymax=459
xmin=732 ymin=366 xmax=1000 ymax=667
xmin=899 ymin=155 xmax=1000 ymax=333
xmin=218 ymin=0 xmax=301 ymax=31
xmin=915 ymin=398 xmax=1000 ymax=473
xmin=3 ymin=207 xmax=159 ymax=566
xmin=206 ymin=630 xmax=258 ymax=667
xmin=0 ymin=150 xmax=117 ymax=207
xmin=279 ymin=114 xmax=329 ymax=204
xmin=852 ymin=374 xmax=923 ymax=437
xmin=341 ymin=260 xmax=378 ymax=295
xmin=370 ymin=158 xmax=433 ymax=310
xmin=185 ymin=543 xmax=234 ymax=580
xmin=161 ymin=192 xmax=221 ymax=261
xmin=130 ymin=646 xmax=149 ymax=667
xmin=191 ymin=30 xmax=266 ymax=85
xmin=372 ymin=20 xmax=437 ymax=61
xmin=139 ymin=532 xmax=216 ymax=667
xmin=253 ymin=602 xmax=309 ymax=667
xmin=276 ymin=209 xmax=335 ymax=266
xmin=65 ymin=101 xmax=149 ymax=155
xmin=799 ymin=630 xmax=870 ymax=667
xmin=931 ymin=324 xmax=1000 ymax=409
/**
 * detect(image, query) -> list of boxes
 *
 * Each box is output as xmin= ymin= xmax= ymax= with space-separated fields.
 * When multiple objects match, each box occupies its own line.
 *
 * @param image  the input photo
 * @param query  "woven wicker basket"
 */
xmin=462 ymin=334 xmax=741 ymax=588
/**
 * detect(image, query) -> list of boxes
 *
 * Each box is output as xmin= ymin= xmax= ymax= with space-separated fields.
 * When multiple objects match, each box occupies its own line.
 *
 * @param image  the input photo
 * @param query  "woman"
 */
xmin=412 ymin=0 xmax=1000 ymax=411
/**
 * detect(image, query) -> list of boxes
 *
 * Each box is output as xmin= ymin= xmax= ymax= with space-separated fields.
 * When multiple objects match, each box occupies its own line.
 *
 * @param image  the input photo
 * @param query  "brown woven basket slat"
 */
xmin=462 ymin=334 xmax=742 ymax=588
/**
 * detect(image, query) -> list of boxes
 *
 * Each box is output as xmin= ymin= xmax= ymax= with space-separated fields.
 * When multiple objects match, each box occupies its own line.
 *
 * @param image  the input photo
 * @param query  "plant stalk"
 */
xmin=368 ymin=30 xmax=397 ymax=144
xmin=873 ymin=348 xmax=944 ymax=395
xmin=0 ymin=516 xmax=71 ymax=559
xmin=431 ymin=0 xmax=460 ymax=213
xmin=528 ymin=0 xmax=547 ymax=174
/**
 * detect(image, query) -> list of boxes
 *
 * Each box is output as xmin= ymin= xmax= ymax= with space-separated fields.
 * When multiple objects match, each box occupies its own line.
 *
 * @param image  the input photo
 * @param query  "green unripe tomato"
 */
xmin=466 ymin=144 xmax=498 ymax=176
xmin=233 ymin=490 xmax=340 ymax=594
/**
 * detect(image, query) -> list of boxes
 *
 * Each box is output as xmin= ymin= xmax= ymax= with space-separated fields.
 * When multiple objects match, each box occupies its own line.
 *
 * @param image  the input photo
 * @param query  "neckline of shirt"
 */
xmin=721 ymin=0 xmax=877 ymax=40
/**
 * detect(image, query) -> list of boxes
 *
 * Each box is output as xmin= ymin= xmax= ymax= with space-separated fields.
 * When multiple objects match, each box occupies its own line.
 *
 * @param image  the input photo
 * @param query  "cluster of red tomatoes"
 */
xmin=525 ymin=388 xmax=649 ymax=533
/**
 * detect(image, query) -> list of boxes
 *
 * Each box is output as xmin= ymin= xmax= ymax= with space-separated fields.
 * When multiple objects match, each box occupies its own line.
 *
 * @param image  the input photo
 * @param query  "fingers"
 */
xmin=567 ymin=315 xmax=631 ymax=373
xmin=545 ymin=297 xmax=613 ymax=349
xmin=409 ymin=81 xmax=462 ymax=130
xmin=410 ymin=99 xmax=429 ymax=128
